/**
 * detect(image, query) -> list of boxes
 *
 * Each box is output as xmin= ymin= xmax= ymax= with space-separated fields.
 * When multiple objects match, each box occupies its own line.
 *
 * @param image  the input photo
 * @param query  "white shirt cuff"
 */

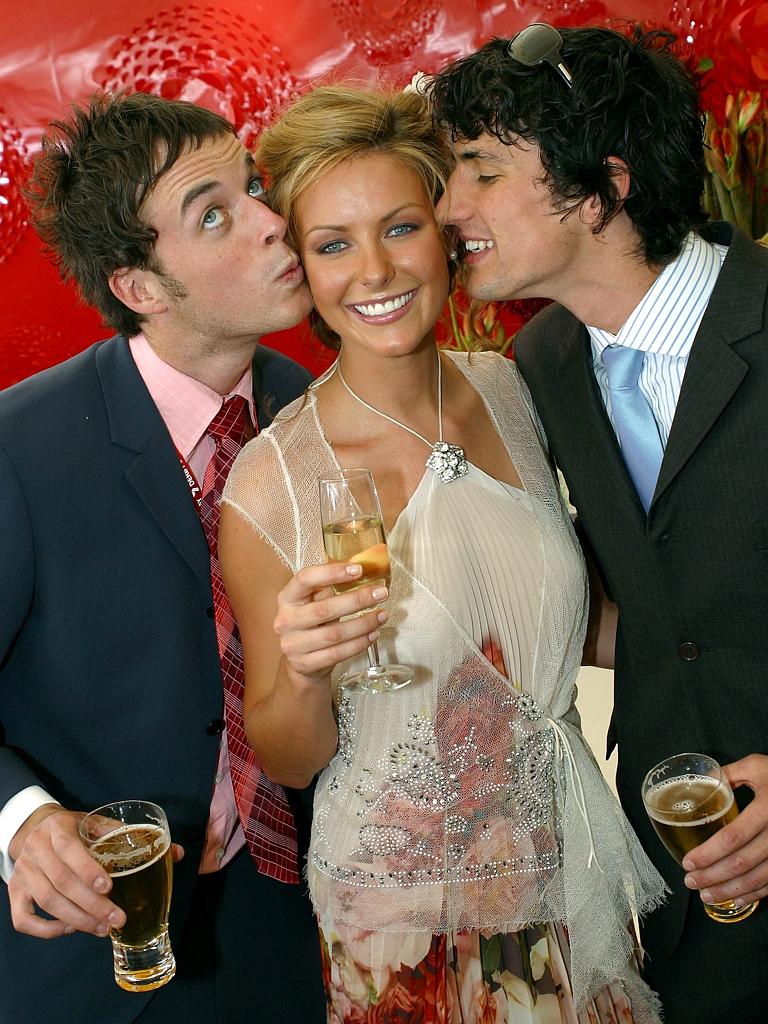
xmin=0 ymin=787 xmax=60 ymax=883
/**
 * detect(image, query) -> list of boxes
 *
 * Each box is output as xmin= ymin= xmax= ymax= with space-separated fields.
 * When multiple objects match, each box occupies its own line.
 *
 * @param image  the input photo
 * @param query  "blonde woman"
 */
xmin=219 ymin=85 xmax=665 ymax=1024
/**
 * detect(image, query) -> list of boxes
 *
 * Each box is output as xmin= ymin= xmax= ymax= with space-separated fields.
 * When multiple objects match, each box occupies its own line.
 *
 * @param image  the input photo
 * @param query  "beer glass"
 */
xmin=642 ymin=753 xmax=759 ymax=923
xmin=79 ymin=799 xmax=175 ymax=991
xmin=319 ymin=468 xmax=413 ymax=693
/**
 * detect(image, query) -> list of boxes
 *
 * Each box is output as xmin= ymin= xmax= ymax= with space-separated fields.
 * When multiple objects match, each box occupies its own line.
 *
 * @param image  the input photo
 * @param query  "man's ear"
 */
xmin=581 ymin=156 xmax=630 ymax=226
xmin=109 ymin=268 xmax=168 ymax=316
xmin=605 ymin=156 xmax=630 ymax=202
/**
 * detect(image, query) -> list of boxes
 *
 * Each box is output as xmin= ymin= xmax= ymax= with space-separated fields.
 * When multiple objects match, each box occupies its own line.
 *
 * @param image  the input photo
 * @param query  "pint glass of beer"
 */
xmin=79 ymin=799 xmax=175 ymax=991
xmin=642 ymin=753 xmax=759 ymax=924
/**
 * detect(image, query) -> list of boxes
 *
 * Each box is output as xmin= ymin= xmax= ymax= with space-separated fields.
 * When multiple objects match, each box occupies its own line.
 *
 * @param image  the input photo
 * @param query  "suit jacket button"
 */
xmin=206 ymin=718 xmax=225 ymax=735
xmin=678 ymin=642 xmax=700 ymax=661
xmin=206 ymin=605 xmax=215 ymax=618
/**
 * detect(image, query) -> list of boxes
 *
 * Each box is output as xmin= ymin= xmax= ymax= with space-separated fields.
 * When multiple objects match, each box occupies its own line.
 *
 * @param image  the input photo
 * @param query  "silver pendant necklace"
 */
xmin=336 ymin=354 xmax=468 ymax=484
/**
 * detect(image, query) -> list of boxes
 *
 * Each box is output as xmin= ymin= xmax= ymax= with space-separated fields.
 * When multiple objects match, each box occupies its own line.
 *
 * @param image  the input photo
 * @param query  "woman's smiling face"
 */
xmin=295 ymin=152 xmax=450 ymax=358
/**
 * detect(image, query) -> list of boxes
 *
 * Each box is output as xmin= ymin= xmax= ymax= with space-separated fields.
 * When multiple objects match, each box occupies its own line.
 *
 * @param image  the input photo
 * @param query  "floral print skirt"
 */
xmin=319 ymin=922 xmax=636 ymax=1024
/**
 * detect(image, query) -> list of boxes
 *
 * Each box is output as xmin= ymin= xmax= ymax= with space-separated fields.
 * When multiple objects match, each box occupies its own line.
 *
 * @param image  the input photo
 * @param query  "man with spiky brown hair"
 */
xmin=0 ymin=92 xmax=323 ymax=1023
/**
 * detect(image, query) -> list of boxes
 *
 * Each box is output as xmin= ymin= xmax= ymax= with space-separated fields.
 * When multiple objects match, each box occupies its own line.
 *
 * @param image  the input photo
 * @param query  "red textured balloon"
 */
xmin=667 ymin=0 xmax=719 ymax=47
xmin=331 ymin=0 xmax=439 ymax=63
xmin=542 ymin=0 xmax=610 ymax=27
xmin=0 ymin=325 xmax=73 ymax=386
xmin=0 ymin=107 xmax=29 ymax=266
xmin=93 ymin=3 xmax=298 ymax=145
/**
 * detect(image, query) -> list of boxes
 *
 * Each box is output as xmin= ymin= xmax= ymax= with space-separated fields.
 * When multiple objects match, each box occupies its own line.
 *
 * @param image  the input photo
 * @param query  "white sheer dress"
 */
xmin=222 ymin=350 xmax=666 ymax=1023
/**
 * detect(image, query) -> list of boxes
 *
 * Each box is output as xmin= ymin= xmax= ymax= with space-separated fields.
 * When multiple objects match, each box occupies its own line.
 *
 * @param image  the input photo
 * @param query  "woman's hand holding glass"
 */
xmin=318 ymin=469 xmax=413 ymax=693
xmin=272 ymin=560 xmax=389 ymax=689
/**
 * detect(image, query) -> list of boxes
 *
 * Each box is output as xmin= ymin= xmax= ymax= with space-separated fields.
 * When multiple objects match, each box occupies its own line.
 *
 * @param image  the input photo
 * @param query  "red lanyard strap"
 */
xmin=176 ymin=448 xmax=203 ymax=510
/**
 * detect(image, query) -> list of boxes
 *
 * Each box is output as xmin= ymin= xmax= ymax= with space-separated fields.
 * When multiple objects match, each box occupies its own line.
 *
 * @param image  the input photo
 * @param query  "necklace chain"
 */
xmin=334 ymin=354 xmax=469 ymax=485
xmin=336 ymin=355 xmax=443 ymax=448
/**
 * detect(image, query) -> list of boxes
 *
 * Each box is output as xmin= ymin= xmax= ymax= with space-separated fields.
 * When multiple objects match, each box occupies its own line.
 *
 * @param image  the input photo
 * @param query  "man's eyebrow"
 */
xmin=243 ymin=152 xmax=258 ymax=177
xmin=180 ymin=180 xmax=219 ymax=219
xmin=458 ymin=148 xmax=503 ymax=163
xmin=180 ymin=152 xmax=258 ymax=219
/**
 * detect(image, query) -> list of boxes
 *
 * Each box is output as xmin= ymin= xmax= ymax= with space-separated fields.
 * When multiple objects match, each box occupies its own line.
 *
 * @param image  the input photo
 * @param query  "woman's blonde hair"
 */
xmin=257 ymin=85 xmax=454 ymax=350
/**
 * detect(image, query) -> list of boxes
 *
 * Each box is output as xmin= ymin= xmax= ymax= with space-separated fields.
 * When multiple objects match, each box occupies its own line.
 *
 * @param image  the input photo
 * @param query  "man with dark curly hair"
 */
xmin=0 ymin=92 xmax=324 ymax=1023
xmin=432 ymin=25 xmax=768 ymax=1024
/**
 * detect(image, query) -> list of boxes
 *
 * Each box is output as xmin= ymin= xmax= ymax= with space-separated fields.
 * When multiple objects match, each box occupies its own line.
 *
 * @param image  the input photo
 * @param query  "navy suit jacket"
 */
xmin=515 ymin=224 xmax=768 ymax=973
xmin=0 ymin=335 xmax=312 ymax=1023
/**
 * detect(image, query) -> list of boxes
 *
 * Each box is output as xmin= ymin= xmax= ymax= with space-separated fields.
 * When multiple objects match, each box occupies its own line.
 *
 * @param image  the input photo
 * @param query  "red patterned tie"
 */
xmin=199 ymin=396 xmax=299 ymax=884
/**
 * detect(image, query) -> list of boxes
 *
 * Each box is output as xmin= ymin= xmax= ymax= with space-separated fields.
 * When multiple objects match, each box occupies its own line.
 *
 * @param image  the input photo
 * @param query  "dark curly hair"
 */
xmin=26 ymin=92 xmax=234 ymax=338
xmin=430 ymin=26 xmax=708 ymax=265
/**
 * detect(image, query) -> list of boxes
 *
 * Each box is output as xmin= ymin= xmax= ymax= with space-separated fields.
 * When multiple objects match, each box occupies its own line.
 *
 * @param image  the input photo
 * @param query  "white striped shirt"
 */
xmin=587 ymin=232 xmax=727 ymax=447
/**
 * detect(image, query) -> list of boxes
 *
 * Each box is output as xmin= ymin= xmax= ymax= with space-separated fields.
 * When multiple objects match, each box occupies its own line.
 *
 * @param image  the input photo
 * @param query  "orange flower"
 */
xmin=733 ymin=90 xmax=762 ymax=133
xmin=745 ymin=121 xmax=767 ymax=175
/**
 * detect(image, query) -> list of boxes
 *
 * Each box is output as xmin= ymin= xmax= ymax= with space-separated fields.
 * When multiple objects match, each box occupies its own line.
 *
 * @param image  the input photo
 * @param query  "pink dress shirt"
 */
xmin=130 ymin=333 xmax=252 ymax=873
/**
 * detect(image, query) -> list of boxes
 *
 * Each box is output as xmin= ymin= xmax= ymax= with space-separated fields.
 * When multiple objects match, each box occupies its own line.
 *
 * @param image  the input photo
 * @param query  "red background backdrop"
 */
xmin=0 ymin=0 xmax=763 ymax=386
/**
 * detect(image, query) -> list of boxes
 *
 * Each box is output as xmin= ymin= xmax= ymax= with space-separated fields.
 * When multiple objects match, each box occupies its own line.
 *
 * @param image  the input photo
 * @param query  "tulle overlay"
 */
xmin=222 ymin=352 xmax=666 ymax=1021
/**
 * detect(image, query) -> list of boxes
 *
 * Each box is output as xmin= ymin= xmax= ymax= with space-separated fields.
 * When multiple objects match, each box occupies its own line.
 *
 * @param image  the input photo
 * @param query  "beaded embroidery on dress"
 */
xmin=222 ymin=351 xmax=666 ymax=1021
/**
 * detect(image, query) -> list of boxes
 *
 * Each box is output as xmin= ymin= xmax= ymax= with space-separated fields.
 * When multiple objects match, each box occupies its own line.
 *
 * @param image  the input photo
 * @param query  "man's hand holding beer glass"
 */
xmin=7 ymin=802 xmax=183 ymax=944
xmin=7 ymin=804 xmax=127 ymax=939
xmin=681 ymin=753 xmax=768 ymax=911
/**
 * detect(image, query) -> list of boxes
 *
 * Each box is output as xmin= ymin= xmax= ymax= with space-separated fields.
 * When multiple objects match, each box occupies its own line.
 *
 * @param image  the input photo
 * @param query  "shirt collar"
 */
xmin=128 ymin=333 xmax=255 ymax=459
xmin=588 ymin=231 xmax=726 ymax=359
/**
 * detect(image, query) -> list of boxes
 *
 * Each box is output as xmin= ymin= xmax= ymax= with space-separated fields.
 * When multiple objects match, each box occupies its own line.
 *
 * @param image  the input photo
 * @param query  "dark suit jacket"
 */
xmin=0 ymin=335 xmax=312 ymax=1023
xmin=515 ymin=223 xmax=768 ymax=962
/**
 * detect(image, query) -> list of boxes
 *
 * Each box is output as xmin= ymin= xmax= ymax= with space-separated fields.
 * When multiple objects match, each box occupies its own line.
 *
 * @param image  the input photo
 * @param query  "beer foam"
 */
xmin=91 ymin=824 xmax=169 ymax=876
xmin=645 ymin=774 xmax=733 ymax=826
xmin=671 ymin=798 xmax=696 ymax=813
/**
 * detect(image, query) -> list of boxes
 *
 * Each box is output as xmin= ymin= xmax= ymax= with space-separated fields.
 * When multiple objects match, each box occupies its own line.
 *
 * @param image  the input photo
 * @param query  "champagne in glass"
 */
xmin=80 ymin=800 xmax=176 ymax=991
xmin=323 ymin=516 xmax=389 ymax=594
xmin=319 ymin=469 xmax=412 ymax=693
xmin=642 ymin=753 xmax=759 ymax=923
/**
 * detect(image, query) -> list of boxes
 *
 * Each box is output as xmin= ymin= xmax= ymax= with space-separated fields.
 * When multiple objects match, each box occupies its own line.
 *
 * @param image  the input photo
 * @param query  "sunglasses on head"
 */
xmin=507 ymin=22 xmax=574 ymax=90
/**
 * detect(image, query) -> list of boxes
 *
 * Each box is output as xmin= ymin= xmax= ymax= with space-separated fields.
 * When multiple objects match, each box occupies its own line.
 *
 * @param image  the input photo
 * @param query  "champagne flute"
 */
xmin=642 ymin=752 xmax=759 ymax=923
xmin=319 ymin=468 xmax=413 ymax=693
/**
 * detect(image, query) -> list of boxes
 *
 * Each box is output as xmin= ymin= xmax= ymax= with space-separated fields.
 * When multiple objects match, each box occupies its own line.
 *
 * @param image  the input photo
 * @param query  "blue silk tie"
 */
xmin=602 ymin=345 xmax=664 ymax=512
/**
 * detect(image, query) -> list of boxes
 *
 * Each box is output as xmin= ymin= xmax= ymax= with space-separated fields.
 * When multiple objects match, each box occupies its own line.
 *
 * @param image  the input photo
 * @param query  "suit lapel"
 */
xmin=652 ymin=228 xmax=764 ymax=507
xmin=95 ymin=336 xmax=212 ymax=586
xmin=653 ymin=326 xmax=748 ymax=504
